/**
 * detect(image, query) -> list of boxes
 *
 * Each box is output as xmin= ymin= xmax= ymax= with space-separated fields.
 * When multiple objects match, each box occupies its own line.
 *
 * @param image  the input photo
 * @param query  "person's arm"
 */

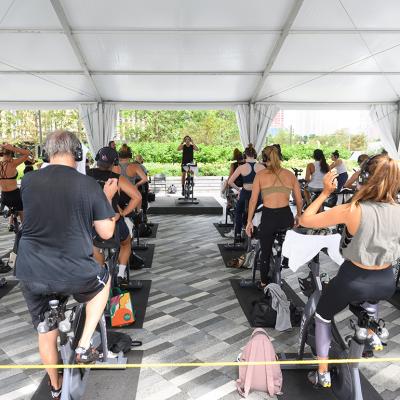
xmin=177 ymin=142 xmax=184 ymax=151
xmin=329 ymin=160 xmax=337 ymax=170
xmin=228 ymin=166 xmax=242 ymax=191
xmin=118 ymin=176 xmax=142 ymax=216
xmin=112 ymin=165 xmax=121 ymax=174
xmin=292 ymin=174 xmax=303 ymax=222
xmin=245 ymin=174 xmax=261 ymax=236
xmin=2 ymin=144 xmax=31 ymax=166
xmin=228 ymin=163 xmax=235 ymax=179
xmin=192 ymin=142 xmax=199 ymax=151
xmin=93 ymin=178 xmax=117 ymax=239
xmin=305 ymin=163 xmax=314 ymax=182
xmin=130 ymin=164 xmax=148 ymax=187
xmin=344 ymin=171 xmax=359 ymax=189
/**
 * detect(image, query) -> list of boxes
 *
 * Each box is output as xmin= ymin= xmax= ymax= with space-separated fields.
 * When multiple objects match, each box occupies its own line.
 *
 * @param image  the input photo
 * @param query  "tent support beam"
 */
xmin=250 ymin=0 xmax=305 ymax=103
xmin=49 ymin=0 xmax=102 ymax=102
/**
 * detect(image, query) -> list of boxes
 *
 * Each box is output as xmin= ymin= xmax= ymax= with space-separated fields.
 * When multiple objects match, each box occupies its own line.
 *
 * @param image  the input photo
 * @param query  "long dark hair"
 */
xmin=313 ymin=149 xmax=329 ymax=173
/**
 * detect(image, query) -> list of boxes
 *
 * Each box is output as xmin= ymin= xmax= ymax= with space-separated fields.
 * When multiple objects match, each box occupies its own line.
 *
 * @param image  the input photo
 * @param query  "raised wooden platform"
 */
xmin=148 ymin=196 xmax=223 ymax=215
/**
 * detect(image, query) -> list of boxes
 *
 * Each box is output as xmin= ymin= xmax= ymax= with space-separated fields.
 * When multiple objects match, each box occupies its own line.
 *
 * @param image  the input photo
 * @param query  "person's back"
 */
xmin=17 ymin=165 xmax=109 ymax=284
xmin=309 ymin=161 xmax=325 ymax=189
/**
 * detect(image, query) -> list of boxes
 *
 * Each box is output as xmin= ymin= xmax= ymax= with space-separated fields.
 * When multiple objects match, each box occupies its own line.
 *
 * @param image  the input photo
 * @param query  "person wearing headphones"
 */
xmin=178 ymin=136 xmax=198 ymax=196
xmin=16 ymin=131 xmax=117 ymax=398
xmin=300 ymin=154 xmax=400 ymax=389
xmin=246 ymin=145 xmax=302 ymax=289
xmin=88 ymin=147 xmax=142 ymax=288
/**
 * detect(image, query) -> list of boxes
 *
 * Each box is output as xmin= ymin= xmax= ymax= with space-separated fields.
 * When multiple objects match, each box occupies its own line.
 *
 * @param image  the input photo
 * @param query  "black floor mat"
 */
xmin=132 ymin=244 xmax=155 ymax=269
xmin=388 ymin=288 xmax=400 ymax=309
xmin=109 ymin=280 xmax=151 ymax=330
xmin=0 ymin=279 xmax=18 ymax=300
xmin=280 ymin=369 xmax=381 ymax=399
xmin=213 ymin=222 xmax=234 ymax=238
xmin=230 ymin=279 xmax=304 ymax=327
xmin=139 ymin=223 xmax=158 ymax=239
xmin=32 ymin=351 xmax=143 ymax=400
xmin=217 ymin=243 xmax=246 ymax=269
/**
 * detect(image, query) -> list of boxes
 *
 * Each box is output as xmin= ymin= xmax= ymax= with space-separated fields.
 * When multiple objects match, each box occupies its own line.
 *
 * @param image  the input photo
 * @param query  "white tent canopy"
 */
xmin=0 ymin=0 xmax=400 ymax=155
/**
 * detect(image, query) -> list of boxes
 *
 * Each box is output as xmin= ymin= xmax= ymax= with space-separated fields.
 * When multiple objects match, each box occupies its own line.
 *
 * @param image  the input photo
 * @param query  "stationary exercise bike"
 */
xmin=178 ymin=163 xmax=199 ymax=204
xmin=279 ymin=229 xmax=389 ymax=400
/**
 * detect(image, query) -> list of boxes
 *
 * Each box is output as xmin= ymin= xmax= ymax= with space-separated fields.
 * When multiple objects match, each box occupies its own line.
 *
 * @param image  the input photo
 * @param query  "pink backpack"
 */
xmin=236 ymin=328 xmax=283 ymax=398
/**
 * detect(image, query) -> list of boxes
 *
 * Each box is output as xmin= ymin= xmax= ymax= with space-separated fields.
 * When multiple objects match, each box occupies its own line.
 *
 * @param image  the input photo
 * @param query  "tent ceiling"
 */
xmin=0 ymin=0 xmax=400 ymax=105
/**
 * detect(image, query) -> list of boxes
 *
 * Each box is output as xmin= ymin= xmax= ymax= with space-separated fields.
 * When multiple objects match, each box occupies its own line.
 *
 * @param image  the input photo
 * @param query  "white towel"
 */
xmin=282 ymin=230 xmax=344 ymax=272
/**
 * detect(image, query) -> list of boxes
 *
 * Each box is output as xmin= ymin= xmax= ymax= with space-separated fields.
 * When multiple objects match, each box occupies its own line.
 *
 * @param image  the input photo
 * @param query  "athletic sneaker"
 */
xmin=50 ymin=385 xmax=61 ymax=400
xmin=367 ymin=332 xmax=384 ymax=351
xmin=75 ymin=346 xmax=100 ymax=364
xmin=308 ymin=370 xmax=331 ymax=388
xmin=117 ymin=276 xmax=129 ymax=289
xmin=224 ymin=230 xmax=235 ymax=238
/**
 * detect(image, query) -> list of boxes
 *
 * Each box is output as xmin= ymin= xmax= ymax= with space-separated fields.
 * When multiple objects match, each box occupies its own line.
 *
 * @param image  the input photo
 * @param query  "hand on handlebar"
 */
xmin=294 ymin=215 xmax=300 ymax=227
xmin=245 ymin=221 xmax=253 ymax=237
xmin=103 ymin=178 xmax=118 ymax=201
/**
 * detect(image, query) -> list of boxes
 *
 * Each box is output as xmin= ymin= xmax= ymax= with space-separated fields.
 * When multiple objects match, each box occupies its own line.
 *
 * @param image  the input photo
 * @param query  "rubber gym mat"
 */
xmin=280 ymin=369 xmax=382 ymax=399
xmin=213 ymin=222 xmax=234 ymax=238
xmin=139 ymin=222 xmax=159 ymax=239
xmin=388 ymin=288 xmax=400 ymax=310
xmin=111 ymin=280 xmax=152 ymax=330
xmin=217 ymin=243 xmax=247 ymax=271
xmin=32 ymin=350 xmax=144 ymax=400
xmin=230 ymin=279 xmax=303 ymax=327
xmin=132 ymin=243 xmax=155 ymax=269
xmin=0 ymin=279 xmax=18 ymax=300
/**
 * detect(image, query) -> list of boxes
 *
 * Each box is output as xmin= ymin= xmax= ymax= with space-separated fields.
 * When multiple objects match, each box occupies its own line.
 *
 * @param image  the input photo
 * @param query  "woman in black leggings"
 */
xmin=300 ymin=154 xmax=400 ymax=389
xmin=246 ymin=145 xmax=303 ymax=289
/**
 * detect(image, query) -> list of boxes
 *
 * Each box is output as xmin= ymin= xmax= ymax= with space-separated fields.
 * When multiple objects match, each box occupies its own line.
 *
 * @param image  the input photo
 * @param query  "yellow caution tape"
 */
xmin=0 ymin=357 xmax=400 ymax=369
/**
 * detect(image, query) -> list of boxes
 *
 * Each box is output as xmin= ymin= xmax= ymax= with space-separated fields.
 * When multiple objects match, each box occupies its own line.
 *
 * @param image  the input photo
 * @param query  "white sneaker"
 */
xmin=224 ymin=230 xmax=235 ymax=238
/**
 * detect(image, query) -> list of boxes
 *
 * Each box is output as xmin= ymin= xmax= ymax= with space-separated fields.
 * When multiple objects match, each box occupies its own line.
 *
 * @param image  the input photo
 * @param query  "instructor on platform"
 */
xmin=178 ymin=136 xmax=198 ymax=196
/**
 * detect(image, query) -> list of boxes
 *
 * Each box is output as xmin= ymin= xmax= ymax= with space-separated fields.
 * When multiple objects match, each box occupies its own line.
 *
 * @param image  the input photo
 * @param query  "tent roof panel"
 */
xmin=93 ymin=75 xmax=259 ymax=102
xmin=0 ymin=0 xmax=61 ymax=29
xmin=60 ymin=0 xmax=295 ymax=29
xmin=76 ymin=32 xmax=278 ymax=72
xmin=0 ymin=34 xmax=82 ymax=71
xmin=259 ymin=74 xmax=398 ymax=102
xmin=0 ymin=74 xmax=95 ymax=102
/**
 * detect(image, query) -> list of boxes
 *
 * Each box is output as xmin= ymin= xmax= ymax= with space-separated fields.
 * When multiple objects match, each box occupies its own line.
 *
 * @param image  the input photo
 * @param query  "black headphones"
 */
xmin=95 ymin=149 xmax=119 ymax=166
xmin=358 ymin=155 xmax=379 ymax=186
xmin=41 ymin=142 xmax=83 ymax=163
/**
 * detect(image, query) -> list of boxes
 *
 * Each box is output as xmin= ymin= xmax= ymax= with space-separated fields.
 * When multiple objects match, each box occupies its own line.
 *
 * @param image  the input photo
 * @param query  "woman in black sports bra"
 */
xmin=0 ymin=144 xmax=32 ymax=226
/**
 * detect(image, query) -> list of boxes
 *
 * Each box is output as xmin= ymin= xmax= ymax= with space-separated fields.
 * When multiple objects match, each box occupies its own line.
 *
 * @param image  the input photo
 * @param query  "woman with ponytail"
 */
xmin=330 ymin=150 xmax=348 ymax=190
xmin=228 ymin=143 xmax=265 ymax=240
xmin=245 ymin=145 xmax=303 ymax=289
xmin=304 ymin=149 xmax=330 ymax=204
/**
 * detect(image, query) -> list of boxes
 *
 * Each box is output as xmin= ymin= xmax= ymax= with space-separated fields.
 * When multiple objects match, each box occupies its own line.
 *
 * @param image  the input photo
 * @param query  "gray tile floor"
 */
xmin=0 ymin=213 xmax=399 ymax=400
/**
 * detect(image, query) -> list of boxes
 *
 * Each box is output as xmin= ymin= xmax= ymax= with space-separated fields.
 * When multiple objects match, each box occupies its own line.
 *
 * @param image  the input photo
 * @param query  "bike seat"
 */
xmin=93 ymin=236 xmax=119 ymax=249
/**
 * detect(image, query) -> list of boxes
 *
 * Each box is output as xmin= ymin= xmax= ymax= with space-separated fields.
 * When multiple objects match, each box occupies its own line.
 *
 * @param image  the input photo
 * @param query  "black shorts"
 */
xmin=1 ymin=188 xmax=23 ymax=211
xmin=116 ymin=218 xmax=130 ymax=242
xmin=20 ymin=268 xmax=109 ymax=330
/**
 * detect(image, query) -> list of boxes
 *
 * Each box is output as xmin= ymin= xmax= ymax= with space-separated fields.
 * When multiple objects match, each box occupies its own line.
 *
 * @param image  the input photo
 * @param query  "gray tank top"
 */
xmin=119 ymin=163 xmax=136 ymax=185
xmin=340 ymin=201 xmax=400 ymax=266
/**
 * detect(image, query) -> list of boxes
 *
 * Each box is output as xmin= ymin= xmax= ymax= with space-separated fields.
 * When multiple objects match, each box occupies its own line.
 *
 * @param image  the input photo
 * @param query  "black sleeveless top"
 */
xmin=87 ymin=168 xmax=120 ymax=212
xmin=182 ymin=145 xmax=194 ymax=165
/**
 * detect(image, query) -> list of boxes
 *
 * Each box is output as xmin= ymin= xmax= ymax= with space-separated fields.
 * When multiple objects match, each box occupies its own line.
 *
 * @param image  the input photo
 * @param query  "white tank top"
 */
xmin=309 ymin=161 xmax=325 ymax=189
xmin=335 ymin=160 xmax=347 ymax=175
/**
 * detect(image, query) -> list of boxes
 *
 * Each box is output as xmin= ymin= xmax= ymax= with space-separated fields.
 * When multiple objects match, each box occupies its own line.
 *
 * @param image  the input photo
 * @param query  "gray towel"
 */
xmin=265 ymin=283 xmax=292 ymax=331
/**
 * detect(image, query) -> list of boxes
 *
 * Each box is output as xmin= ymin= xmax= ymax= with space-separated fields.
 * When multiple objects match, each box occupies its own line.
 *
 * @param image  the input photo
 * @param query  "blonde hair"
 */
xmin=262 ymin=145 xmax=282 ymax=173
xmin=351 ymin=154 xmax=400 ymax=205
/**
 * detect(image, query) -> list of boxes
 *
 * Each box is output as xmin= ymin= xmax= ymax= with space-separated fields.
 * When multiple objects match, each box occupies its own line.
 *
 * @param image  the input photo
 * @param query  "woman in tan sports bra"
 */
xmin=246 ymin=145 xmax=303 ymax=289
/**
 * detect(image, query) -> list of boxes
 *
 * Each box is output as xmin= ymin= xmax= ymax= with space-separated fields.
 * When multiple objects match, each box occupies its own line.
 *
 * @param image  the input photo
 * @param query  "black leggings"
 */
xmin=259 ymin=206 xmax=294 ymax=284
xmin=316 ymin=260 xmax=395 ymax=321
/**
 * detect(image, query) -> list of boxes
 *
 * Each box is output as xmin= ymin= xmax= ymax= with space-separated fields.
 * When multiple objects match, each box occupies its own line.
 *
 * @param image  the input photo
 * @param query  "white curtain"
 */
xmin=235 ymin=104 xmax=250 ymax=149
xmin=79 ymin=103 xmax=117 ymax=156
xmin=250 ymin=103 xmax=279 ymax=154
xmin=235 ymin=103 xmax=279 ymax=154
xmin=369 ymin=103 xmax=400 ymax=159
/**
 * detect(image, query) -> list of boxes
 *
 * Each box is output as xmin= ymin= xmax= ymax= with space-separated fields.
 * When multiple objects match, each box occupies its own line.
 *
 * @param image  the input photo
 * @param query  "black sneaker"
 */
xmin=50 ymin=385 xmax=62 ymax=400
xmin=75 ymin=346 xmax=100 ymax=364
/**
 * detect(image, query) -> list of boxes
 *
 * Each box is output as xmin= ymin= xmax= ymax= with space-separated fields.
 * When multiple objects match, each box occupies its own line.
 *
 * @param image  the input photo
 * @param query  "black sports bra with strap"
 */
xmin=0 ymin=161 xmax=18 ymax=180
